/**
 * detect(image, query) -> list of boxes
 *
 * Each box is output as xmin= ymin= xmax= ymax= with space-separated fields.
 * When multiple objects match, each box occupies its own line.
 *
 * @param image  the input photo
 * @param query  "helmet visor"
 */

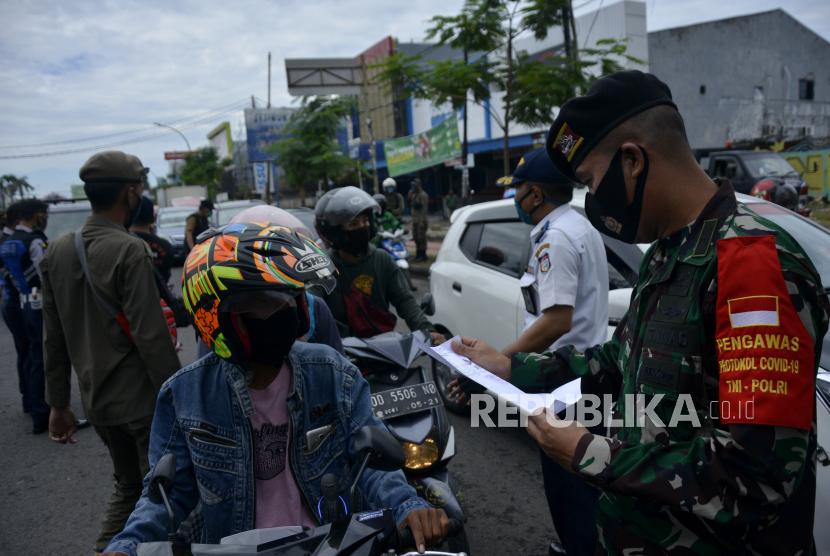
xmin=219 ymin=290 xmax=301 ymax=320
xmin=324 ymin=186 xmax=381 ymax=227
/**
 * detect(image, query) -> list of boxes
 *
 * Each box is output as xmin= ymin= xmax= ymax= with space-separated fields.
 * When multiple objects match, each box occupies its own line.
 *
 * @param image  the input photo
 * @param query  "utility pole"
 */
xmin=252 ymin=95 xmax=256 ymax=108
xmin=360 ymin=56 xmax=379 ymax=194
xmin=267 ymin=52 xmax=272 ymax=108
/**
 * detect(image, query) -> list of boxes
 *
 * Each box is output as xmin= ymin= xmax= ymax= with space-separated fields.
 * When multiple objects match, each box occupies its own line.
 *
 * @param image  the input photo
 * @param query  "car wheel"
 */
xmin=432 ymin=329 xmax=469 ymax=415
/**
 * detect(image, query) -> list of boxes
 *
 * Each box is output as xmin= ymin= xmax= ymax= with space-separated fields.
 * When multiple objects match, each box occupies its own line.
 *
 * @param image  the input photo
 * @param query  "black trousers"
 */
xmin=2 ymin=298 xmax=30 ymax=412
xmin=540 ymin=446 xmax=599 ymax=556
xmin=22 ymin=302 xmax=49 ymax=427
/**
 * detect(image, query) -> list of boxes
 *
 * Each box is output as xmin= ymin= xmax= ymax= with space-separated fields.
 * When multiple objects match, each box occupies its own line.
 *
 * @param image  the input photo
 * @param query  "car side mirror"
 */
xmin=148 ymin=452 xmax=177 ymax=504
xmin=420 ymin=292 xmax=435 ymax=317
xmin=353 ymin=426 xmax=406 ymax=472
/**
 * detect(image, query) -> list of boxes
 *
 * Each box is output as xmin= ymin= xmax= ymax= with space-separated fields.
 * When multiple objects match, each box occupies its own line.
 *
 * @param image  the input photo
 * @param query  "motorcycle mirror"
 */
xmin=147 ymin=452 xmax=180 ymax=542
xmin=353 ymin=426 xmax=406 ymax=471
xmin=420 ymin=292 xmax=435 ymax=317
xmin=148 ymin=452 xmax=177 ymax=505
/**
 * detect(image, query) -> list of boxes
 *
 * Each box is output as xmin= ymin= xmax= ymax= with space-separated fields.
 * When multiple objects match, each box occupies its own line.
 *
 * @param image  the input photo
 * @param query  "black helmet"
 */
xmin=372 ymin=193 xmax=387 ymax=213
xmin=314 ymin=186 xmax=380 ymax=252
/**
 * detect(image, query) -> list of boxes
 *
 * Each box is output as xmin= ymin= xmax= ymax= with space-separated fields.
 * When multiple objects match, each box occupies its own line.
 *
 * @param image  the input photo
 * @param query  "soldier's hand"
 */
xmin=526 ymin=408 xmax=590 ymax=469
xmin=430 ymin=332 xmax=447 ymax=345
xmin=49 ymin=406 xmax=79 ymax=444
xmin=448 ymin=376 xmax=487 ymax=406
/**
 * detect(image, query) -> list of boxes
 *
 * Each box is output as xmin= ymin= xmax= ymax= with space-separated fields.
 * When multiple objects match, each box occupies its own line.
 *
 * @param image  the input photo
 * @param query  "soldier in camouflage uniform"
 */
xmin=450 ymin=71 xmax=829 ymax=554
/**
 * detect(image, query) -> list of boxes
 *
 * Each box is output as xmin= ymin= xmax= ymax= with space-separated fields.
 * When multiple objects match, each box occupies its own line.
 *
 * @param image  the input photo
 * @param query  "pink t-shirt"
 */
xmin=248 ymin=363 xmax=318 ymax=529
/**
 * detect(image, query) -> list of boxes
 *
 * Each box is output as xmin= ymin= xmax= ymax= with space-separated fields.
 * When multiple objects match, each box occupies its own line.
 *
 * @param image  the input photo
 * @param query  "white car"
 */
xmin=428 ymin=188 xmax=830 ymax=548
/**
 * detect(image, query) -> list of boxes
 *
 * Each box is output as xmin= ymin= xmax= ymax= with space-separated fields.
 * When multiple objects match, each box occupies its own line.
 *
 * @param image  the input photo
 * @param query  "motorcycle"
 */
xmin=136 ymin=426 xmax=466 ymax=556
xmin=376 ymin=228 xmax=416 ymax=291
xmin=340 ymin=294 xmax=470 ymax=555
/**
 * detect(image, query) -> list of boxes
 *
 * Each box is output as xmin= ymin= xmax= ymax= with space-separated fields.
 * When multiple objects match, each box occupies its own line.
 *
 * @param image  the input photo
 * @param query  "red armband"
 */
xmin=715 ymin=235 xmax=814 ymax=430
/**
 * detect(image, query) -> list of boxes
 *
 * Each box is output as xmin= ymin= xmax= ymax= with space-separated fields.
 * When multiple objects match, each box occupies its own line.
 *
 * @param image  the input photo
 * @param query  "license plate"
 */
xmin=370 ymin=382 xmax=443 ymax=419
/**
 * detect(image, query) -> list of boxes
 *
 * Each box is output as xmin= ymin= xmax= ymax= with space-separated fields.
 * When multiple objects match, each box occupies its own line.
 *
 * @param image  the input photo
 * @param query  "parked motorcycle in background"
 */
xmin=376 ymin=228 xmax=417 ymax=291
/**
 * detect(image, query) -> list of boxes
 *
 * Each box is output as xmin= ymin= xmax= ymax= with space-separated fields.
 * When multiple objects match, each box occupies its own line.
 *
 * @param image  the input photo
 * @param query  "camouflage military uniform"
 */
xmin=511 ymin=181 xmax=829 ymax=555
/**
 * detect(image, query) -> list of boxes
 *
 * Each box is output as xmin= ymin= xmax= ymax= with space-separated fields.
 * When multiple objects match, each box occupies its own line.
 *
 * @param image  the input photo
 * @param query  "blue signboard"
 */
xmin=244 ymin=108 xmax=294 ymax=162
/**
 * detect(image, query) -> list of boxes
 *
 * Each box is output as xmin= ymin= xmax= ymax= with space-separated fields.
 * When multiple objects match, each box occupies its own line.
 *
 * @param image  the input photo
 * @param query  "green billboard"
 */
xmin=384 ymin=113 xmax=461 ymax=177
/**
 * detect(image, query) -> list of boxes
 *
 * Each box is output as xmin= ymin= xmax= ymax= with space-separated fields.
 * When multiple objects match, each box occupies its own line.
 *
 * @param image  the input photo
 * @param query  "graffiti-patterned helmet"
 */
xmin=182 ymin=223 xmax=336 ymax=363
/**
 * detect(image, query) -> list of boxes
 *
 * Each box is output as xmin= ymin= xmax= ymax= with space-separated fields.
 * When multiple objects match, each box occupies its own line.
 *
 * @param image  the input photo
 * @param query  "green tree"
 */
xmin=0 ymin=174 xmax=35 ymax=206
xmin=268 ymin=96 xmax=366 ymax=190
xmin=374 ymin=0 xmax=642 ymax=175
xmin=179 ymin=146 xmax=232 ymax=199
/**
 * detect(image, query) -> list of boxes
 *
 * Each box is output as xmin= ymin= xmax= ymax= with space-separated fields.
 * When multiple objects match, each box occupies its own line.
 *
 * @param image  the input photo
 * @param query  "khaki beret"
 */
xmin=79 ymin=151 xmax=148 ymax=183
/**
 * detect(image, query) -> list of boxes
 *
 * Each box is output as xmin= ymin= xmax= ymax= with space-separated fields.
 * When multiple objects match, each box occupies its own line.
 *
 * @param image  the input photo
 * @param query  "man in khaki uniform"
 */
xmin=408 ymin=178 xmax=430 ymax=262
xmin=42 ymin=151 xmax=181 ymax=553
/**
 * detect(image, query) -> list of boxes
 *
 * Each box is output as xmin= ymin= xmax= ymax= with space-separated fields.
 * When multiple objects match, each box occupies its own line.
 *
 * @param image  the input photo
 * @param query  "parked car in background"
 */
xmin=45 ymin=201 xmax=92 ymax=242
xmin=700 ymin=150 xmax=809 ymax=215
xmin=156 ymin=206 xmax=194 ymax=261
xmin=212 ymin=199 xmax=265 ymax=227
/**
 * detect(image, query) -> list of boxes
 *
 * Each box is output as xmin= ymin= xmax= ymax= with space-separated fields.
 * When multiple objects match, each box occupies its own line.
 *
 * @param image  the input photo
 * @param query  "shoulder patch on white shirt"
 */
xmin=539 ymin=253 xmax=550 ymax=273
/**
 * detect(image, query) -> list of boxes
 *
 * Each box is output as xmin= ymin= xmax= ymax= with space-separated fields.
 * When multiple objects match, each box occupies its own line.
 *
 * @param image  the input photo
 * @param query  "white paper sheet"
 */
xmin=417 ymin=336 xmax=582 ymax=418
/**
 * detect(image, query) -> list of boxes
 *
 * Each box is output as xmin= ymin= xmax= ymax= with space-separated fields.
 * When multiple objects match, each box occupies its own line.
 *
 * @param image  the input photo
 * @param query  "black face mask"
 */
xmin=584 ymin=146 xmax=649 ymax=244
xmin=341 ymin=226 xmax=371 ymax=257
xmin=243 ymin=307 xmax=300 ymax=366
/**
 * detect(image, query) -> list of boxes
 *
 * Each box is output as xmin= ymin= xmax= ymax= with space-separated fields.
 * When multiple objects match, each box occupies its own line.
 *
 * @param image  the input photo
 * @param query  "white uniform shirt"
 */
xmin=519 ymin=203 xmax=609 ymax=352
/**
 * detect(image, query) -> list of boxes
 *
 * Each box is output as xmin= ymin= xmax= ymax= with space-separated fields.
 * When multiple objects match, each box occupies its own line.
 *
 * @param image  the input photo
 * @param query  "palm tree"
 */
xmin=0 ymin=174 xmax=35 ymax=201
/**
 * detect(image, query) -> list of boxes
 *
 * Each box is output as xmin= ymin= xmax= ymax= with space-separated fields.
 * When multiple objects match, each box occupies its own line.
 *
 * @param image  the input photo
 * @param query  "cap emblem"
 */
xmin=553 ymin=123 xmax=584 ymax=162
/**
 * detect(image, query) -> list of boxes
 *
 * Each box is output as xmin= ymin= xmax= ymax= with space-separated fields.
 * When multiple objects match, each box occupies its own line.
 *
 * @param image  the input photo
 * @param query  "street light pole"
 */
xmin=154 ymin=122 xmax=192 ymax=151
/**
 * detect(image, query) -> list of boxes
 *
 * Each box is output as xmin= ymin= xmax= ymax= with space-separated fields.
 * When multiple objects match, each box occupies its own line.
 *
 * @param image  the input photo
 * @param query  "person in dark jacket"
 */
xmin=185 ymin=199 xmax=213 ymax=251
xmin=1 ymin=198 xmax=51 ymax=433
xmin=0 ymin=203 xmax=30 ymax=414
xmin=130 ymin=197 xmax=174 ymax=282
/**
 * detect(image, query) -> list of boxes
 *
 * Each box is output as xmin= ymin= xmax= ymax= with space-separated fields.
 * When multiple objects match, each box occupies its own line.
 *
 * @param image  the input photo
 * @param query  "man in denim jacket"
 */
xmin=104 ymin=224 xmax=448 ymax=556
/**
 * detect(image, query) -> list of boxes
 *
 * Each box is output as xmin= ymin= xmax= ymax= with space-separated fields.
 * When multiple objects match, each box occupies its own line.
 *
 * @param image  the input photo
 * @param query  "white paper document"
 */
xmin=417 ymin=336 xmax=582 ymax=418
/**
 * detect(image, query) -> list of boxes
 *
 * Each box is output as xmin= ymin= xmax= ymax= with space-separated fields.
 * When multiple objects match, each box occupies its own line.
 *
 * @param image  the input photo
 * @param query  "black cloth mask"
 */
xmin=243 ymin=307 xmax=300 ymax=366
xmin=584 ymin=146 xmax=649 ymax=244
xmin=341 ymin=226 xmax=371 ymax=257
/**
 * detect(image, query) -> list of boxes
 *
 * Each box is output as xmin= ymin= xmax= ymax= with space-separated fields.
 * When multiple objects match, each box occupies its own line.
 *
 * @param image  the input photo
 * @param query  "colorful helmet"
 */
xmin=183 ymin=223 xmax=336 ymax=363
xmin=313 ymin=186 xmax=380 ymax=252
xmin=372 ymin=193 xmax=387 ymax=213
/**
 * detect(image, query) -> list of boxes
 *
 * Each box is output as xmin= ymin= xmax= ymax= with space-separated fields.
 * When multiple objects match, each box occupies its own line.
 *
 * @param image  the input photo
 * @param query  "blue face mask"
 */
xmin=514 ymin=187 xmax=563 ymax=225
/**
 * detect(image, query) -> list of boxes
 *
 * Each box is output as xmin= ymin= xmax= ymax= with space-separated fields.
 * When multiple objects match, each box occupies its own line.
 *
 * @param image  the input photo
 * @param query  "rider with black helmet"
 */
xmin=312 ymin=186 xmax=445 ymax=343
xmin=104 ymin=223 xmax=449 ymax=556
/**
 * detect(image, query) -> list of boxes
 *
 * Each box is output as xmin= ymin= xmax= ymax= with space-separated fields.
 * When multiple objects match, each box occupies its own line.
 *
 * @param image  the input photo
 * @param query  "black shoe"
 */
xmin=549 ymin=541 xmax=566 ymax=556
xmin=76 ymin=419 xmax=91 ymax=430
xmin=32 ymin=422 xmax=48 ymax=435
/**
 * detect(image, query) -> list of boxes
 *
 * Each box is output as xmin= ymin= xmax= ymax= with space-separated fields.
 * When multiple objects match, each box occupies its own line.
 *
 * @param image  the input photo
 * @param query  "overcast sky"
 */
xmin=1 ymin=0 xmax=827 ymax=196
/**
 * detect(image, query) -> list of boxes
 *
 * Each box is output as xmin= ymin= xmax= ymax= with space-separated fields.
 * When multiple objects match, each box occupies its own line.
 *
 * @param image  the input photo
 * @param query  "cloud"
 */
xmin=0 ymin=0 xmax=827 ymax=194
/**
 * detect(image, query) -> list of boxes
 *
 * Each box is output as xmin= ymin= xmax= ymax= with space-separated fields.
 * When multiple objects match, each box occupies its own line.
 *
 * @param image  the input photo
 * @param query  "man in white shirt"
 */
xmin=498 ymin=147 xmax=609 ymax=556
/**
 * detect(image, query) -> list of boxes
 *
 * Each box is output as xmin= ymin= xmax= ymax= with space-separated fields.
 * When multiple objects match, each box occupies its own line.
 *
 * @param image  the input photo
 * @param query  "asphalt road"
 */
xmin=0 ymin=269 xmax=556 ymax=556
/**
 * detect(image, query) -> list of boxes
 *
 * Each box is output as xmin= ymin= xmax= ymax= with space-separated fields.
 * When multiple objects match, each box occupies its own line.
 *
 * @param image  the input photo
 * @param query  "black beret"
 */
xmin=546 ymin=70 xmax=677 ymax=181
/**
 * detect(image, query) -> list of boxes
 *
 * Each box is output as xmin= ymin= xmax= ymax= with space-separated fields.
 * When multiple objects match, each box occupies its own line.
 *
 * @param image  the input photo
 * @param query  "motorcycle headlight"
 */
xmin=401 ymin=437 xmax=439 ymax=470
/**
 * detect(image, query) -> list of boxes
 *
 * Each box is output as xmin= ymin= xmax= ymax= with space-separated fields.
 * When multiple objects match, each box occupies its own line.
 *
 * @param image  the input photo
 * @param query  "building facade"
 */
xmin=648 ymin=9 xmax=830 ymax=149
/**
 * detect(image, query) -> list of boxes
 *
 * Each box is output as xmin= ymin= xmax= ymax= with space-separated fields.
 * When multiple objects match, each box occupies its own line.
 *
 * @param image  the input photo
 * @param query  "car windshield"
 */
xmin=747 ymin=203 xmax=830 ymax=286
xmin=157 ymin=210 xmax=192 ymax=228
xmin=46 ymin=206 xmax=92 ymax=241
xmin=743 ymin=153 xmax=798 ymax=179
xmin=217 ymin=206 xmax=252 ymax=226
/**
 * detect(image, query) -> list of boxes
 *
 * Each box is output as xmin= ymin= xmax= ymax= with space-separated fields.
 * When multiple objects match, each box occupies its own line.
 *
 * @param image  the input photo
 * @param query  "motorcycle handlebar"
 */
xmin=396 ymin=518 xmax=462 ymax=552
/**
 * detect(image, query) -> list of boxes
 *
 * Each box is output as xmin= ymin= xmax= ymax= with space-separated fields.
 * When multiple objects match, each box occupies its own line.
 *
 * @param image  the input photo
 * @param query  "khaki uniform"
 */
xmin=409 ymin=189 xmax=430 ymax=257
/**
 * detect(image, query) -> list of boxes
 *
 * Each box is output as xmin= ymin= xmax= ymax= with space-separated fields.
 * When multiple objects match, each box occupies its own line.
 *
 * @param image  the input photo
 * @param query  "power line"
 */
xmin=0 ymin=103 xmax=249 ymax=160
xmin=0 ymin=99 xmax=251 ymax=150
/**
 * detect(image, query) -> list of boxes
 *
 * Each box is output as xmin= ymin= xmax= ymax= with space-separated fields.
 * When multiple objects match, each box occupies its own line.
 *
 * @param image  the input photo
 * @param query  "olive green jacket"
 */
xmin=42 ymin=216 xmax=181 ymax=425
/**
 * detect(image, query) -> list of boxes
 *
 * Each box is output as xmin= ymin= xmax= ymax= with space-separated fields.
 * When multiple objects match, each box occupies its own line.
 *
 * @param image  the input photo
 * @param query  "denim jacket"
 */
xmin=107 ymin=342 xmax=431 ymax=556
